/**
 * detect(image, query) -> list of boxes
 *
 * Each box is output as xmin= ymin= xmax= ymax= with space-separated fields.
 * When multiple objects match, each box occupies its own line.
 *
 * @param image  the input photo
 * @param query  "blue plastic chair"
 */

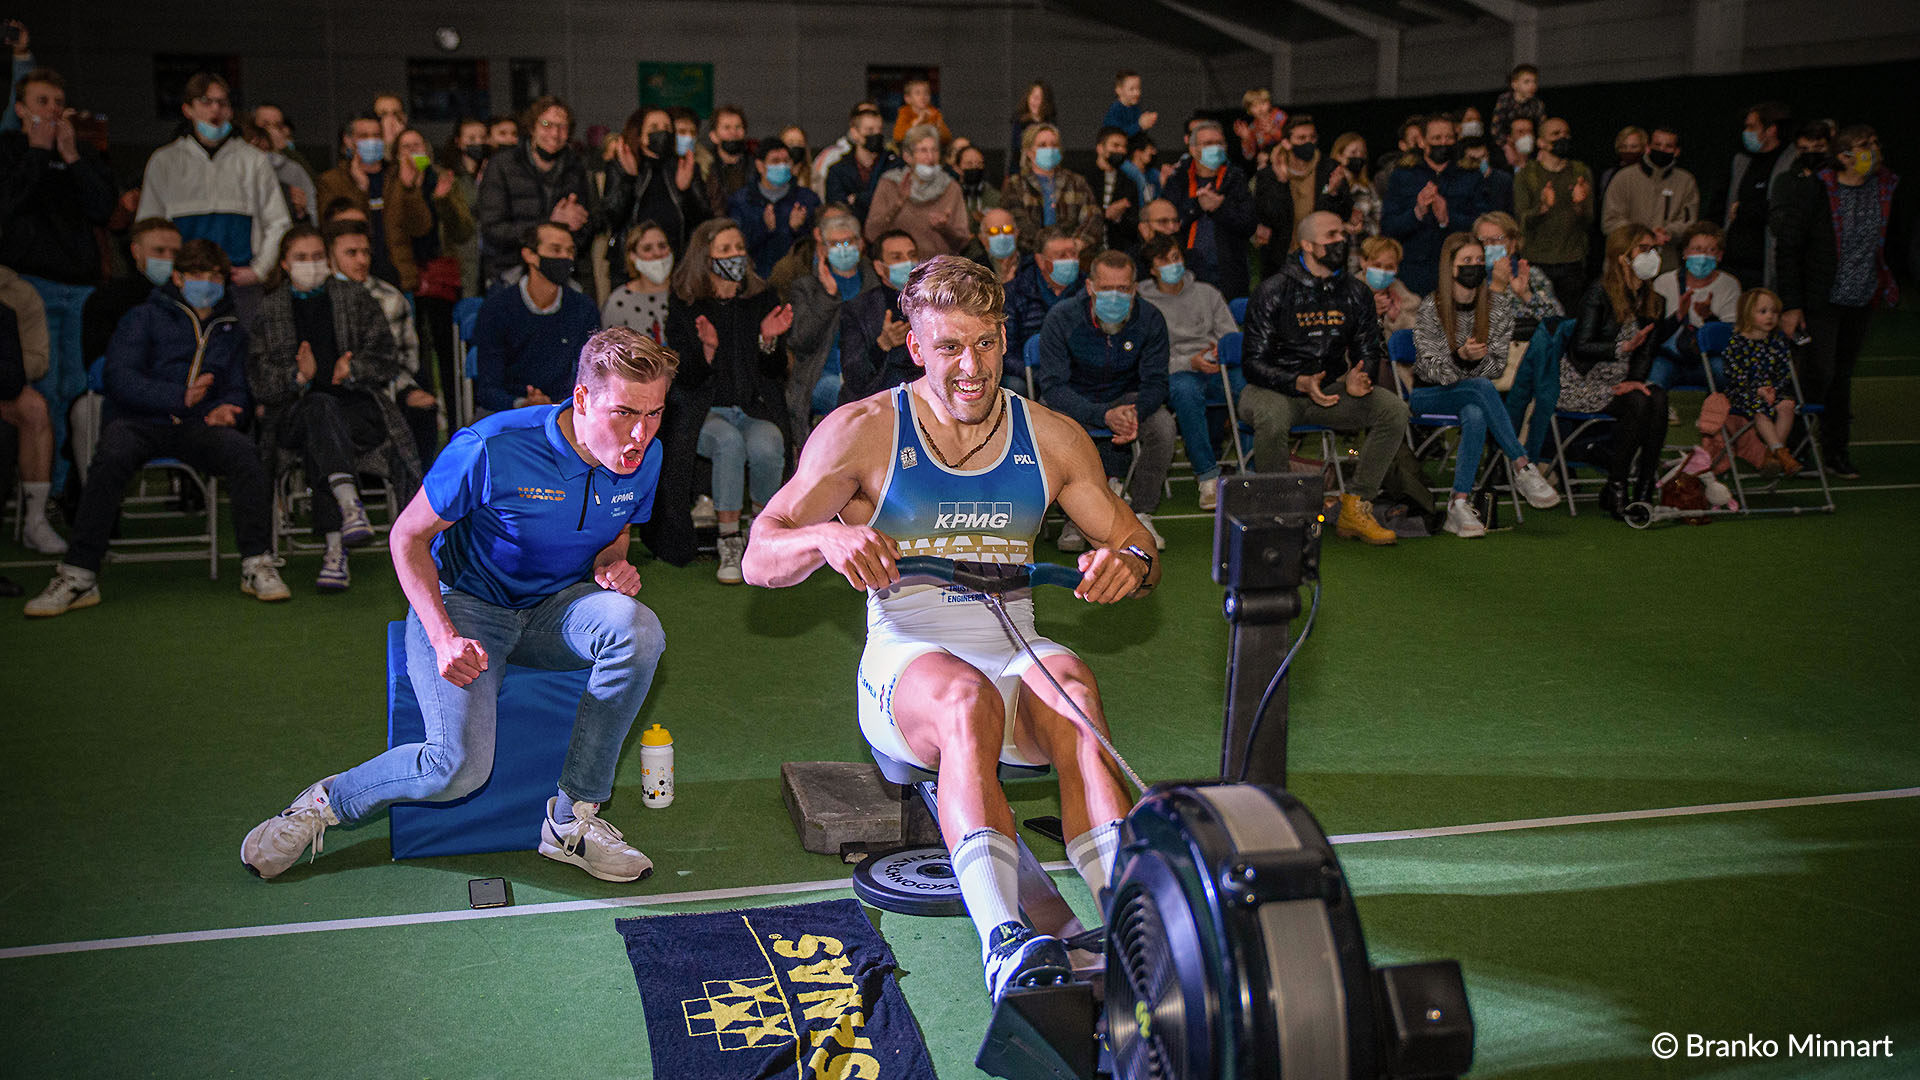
xmin=78 ymin=358 xmax=222 ymax=575
xmin=1388 ymin=329 xmax=1524 ymax=520
xmin=452 ymin=296 xmax=486 ymax=428
xmin=1229 ymin=297 xmax=1248 ymax=325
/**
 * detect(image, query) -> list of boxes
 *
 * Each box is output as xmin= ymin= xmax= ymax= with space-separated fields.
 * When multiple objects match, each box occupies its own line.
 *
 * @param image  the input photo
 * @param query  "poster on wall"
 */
xmin=153 ymin=54 xmax=242 ymax=119
xmin=636 ymin=62 xmax=713 ymax=116
xmin=406 ymin=59 xmax=490 ymax=123
xmin=865 ymin=65 xmax=938 ymax=131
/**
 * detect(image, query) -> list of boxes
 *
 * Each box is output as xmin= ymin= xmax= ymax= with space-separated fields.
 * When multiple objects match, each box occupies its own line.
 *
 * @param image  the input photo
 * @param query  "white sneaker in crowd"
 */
xmin=22 ymin=514 xmax=68 ymax=555
xmin=316 ymin=547 xmax=350 ymax=592
xmin=337 ymin=494 xmax=375 ymax=547
xmin=1197 ymin=476 xmax=1219 ymax=511
xmin=241 ymin=776 xmax=340 ymax=879
xmin=1512 ymin=462 xmax=1563 ymax=509
xmin=1055 ymin=520 xmax=1088 ymax=553
xmin=690 ymin=494 xmax=717 ymax=528
xmin=715 ymin=532 xmax=746 ymax=585
xmin=1443 ymin=498 xmax=1488 ymax=538
xmin=1135 ymin=511 xmax=1166 ymax=551
xmin=1106 ymin=476 xmax=1125 ymax=499
xmin=24 ymin=563 xmax=99 ymax=617
xmin=241 ymin=554 xmax=292 ymax=602
xmin=539 ymin=798 xmax=654 ymax=882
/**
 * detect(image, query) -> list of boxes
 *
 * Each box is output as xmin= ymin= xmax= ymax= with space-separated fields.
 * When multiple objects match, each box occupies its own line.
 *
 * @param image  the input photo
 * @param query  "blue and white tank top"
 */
xmin=863 ymin=385 xmax=1052 ymax=639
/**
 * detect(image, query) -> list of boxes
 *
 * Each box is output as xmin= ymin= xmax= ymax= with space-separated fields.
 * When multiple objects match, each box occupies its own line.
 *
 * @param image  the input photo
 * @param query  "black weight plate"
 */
xmin=851 ymin=846 xmax=967 ymax=917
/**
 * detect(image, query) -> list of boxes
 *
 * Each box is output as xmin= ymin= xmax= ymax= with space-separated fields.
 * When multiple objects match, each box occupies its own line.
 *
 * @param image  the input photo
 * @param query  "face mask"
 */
xmin=406 ymin=153 xmax=431 ymax=174
xmin=1314 ymin=239 xmax=1349 ymax=271
xmin=537 ymin=255 xmax=575 ymax=285
xmin=913 ymin=163 xmax=941 ymax=181
xmin=986 ymin=233 xmax=1018 ymax=260
xmin=675 ymin=133 xmax=697 ymax=156
xmin=1742 ymin=130 xmax=1764 ymax=154
xmin=719 ymin=138 xmax=746 ymax=156
xmin=1798 ymin=151 xmax=1825 ymax=173
xmin=1684 ymin=254 xmax=1718 ymax=279
xmin=1631 ymin=250 xmax=1661 ymax=281
xmin=1289 ymin=142 xmax=1317 ymax=162
xmin=633 ymin=253 xmax=673 ymax=284
xmin=143 ymin=257 xmax=175 ymax=286
xmin=531 ymin=142 xmax=559 ymax=164
xmin=962 ymin=167 xmax=985 ymax=187
xmin=1454 ymin=264 xmax=1487 ymax=290
xmin=1849 ymin=149 xmax=1875 ymax=176
xmin=887 ymin=260 xmax=915 ymax=290
xmin=709 ymin=254 xmax=749 ymax=282
xmin=1363 ymin=266 xmax=1397 ymax=291
xmin=826 ymin=241 xmax=862 ymax=273
xmin=1483 ymin=243 xmax=1508 ymax=266
xmin=195 ymin=120 xmax=231 ymax=142
xmin=862 ymin=133 xmax=886 ymax=154
xmin=1034 ymin=146 xmax=1062 ymax=170
xmin=1197 ymin=144 xmax=1227 ymax=170
xmin=462 ymin=144 xmax=490 ymax=164
xmin=1620 ymin=150 xmax=1645 ymax=166
xmin=1093 ymin=289 xmax=1133 ymax=324
xmin=1460 ymin=121 xmax=1485 ymax=138
xmin=180 ymin=279 xmax=225 ymax=308
xmin=1048 ymin=257 xmax=1080 ymax=287
xmin=1344 ymin=155 xmax=1366 ymax=174
xmin=1646 ymin=149 xmax=1675 ymax=169
xmin=1156 ymin=262 xmax=1185 ymax=286
xmin=1475 ymin=159 xmax=1491 ymax=176
xmin=764 ymin=162 xmax=793 ymax=186
xmin=354 ymin=138 xmax=386 ymax=165
xmin=1426 ymin=142 xmax=1456 ymax=165
xmin=288 ymin=260 xmax=330 ymax=292
xmin=645 ymin=131 xmax=673 ymax=158
xmin=785 ymin=144 xmax=807 ymax=161
xmin=1548 ymin=138 xmax=1573 ymax=160
xmin=1513 ymin=134 xmax=1536 ymax=156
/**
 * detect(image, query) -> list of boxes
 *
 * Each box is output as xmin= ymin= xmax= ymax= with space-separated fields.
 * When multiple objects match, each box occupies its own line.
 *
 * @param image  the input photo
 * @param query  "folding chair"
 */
xmin=1213 ymin=330 xmax=1252 ymax=472
xmin=1229 ymin=296 xmax=1247 ymax=325
xmin=1023 ymin=337 xmax=1155 ymax=506
xmin=1701 ymin=346 xmax=1835 ymax=516
xmin=1386 ymin=329 xmax=1523 ymax=522
xmin=270 ymin=465 xmax=399 ymax=554
xmin=452 ymin=296 xmax=485 ymax=429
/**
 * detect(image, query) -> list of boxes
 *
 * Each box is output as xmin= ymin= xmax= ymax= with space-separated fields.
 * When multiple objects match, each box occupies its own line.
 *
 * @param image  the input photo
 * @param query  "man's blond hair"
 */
xmin=897 ymin=255 xmax=1005 ymax=331
xmin=575 ymin=326 xmax=679 ymax=390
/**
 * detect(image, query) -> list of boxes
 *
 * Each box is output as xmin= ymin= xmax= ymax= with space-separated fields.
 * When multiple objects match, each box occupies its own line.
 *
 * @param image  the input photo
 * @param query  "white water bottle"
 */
xmin=640 ymin=723 xmax=674 ymax=808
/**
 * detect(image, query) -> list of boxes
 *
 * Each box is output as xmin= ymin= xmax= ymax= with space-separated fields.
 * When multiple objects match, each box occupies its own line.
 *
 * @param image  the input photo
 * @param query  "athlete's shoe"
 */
xmin=24 ymin=563 xmax=99 ymax=617
xmin=1443 ymin=498 xmax=1487 ymax=538
xmin=715 ymin=532 xmax=746 ymax=585
xmin=983 ymin=921 xmax=1073 ymax=1002
xmin=1512 ymin=462 xmax=1562 ymax=509
xmin=539 ymin=799 xmax=654 ymax=882
xmin=338 ymin=493 xmax=375 ymax=547
xmin=316 ymin=547 xmax=350 ymax=591
xmin=241 ymin=554 xmax=293 ymax=601
xmin=1055 ymin=520 xmax=1089 ymax=553
xmin=242 ymin=776 xmax=339 ymax=879
xmin=1335 ymin=494 xmax=1396 ymax=545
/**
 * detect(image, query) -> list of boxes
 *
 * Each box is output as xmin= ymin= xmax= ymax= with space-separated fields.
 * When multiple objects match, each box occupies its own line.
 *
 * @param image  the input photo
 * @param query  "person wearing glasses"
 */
xmin=972 ymin=208 xmax=1026 ymax=286
xmin=475 ymin=94 xmax=595 ymax=289
xmin=136 ymin=72 xmax=292 ymax=327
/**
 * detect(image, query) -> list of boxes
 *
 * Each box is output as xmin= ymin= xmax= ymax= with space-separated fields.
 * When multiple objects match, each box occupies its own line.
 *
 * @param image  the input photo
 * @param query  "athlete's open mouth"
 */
xmin=952 ymin=377 xmax=987 ymax=401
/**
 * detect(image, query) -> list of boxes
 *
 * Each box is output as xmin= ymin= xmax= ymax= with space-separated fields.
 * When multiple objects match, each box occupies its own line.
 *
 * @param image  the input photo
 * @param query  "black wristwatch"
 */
xmin=1120 ymin=543 xmax=1155 ymax=588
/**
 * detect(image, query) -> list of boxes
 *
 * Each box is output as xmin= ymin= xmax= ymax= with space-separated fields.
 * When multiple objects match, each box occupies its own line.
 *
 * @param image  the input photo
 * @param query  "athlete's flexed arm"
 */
xmin=1030 ymin=405 xmax=1162 ymax=604
xmin=743 ymin=401 xmax=901 ymax=591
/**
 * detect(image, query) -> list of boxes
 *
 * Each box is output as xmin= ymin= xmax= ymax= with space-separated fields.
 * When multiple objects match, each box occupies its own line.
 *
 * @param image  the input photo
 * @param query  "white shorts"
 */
xmin=857 ymin=622 xmax=1078 ymax=772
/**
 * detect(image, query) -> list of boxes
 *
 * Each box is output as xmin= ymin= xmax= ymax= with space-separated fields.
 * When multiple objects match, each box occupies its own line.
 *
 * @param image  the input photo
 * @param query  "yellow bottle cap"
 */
xmin=640 ymin=723 xmax=672 ymax=746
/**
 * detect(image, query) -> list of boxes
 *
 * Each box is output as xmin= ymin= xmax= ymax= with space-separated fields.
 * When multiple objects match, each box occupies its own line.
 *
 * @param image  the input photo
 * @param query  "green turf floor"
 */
xmin=3 ymin=334 xmax=1917 ymax=1076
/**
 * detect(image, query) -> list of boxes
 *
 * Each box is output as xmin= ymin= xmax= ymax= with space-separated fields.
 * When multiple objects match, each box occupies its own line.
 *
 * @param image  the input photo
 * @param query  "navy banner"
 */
xmin=616 ymin=898 xmax=938 ymax=1079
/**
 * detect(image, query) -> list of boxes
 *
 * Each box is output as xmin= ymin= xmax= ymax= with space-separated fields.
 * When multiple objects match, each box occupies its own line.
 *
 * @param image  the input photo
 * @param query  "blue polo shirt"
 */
xmin=423 ymin=405 xmax=662 ymax=609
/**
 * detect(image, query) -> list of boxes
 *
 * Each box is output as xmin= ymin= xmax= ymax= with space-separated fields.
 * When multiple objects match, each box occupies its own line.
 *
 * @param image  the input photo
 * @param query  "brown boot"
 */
xmin=1773 ymin=447 xmax=1803 ymax=476
xmin=1336 ymin=494 xmax=1397 ymax=545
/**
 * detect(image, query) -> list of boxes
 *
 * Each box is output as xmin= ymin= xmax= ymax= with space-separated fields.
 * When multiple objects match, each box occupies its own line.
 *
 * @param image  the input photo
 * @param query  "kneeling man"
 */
xmin=243 ymin=327 xmax=673 ymax=883
xmin=743 ymin=256 xmax=1160 ymax=1000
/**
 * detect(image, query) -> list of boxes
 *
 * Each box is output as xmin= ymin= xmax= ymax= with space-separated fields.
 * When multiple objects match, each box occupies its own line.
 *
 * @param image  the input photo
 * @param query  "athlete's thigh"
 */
xmin=1008 ymin=645 xmax=1107 ymax=763
xmin=858 ymin=638 xmax=1005 ymax=771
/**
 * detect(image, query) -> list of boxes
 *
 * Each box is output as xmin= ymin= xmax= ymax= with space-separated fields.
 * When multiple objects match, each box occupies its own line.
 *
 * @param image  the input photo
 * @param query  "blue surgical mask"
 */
xmin=1156 ymin=262 xmax=1185 ymax=286
xmin=764 ymin=162 xmax=793 ymax=186
xmin=180 ymin=279 xmax=225 ymax=308
xmin=1047 ymin=258 xmax=1080 ymax=287
xmin=1742 ymin=130 xmax=1763 ymax=154
xmin=1483 ymin=243 xmax=1508 ymax=266
xmin=913 ymin=163 xmax=941 ymax=181
xmin=195 ymin=120 xmax=231 ymax=142
xmin=1034 ymin=146 xmax=1062 ymax=171
xmin=826 ymin=241 xmax=861 ymax=274
xmin=1685 ymin=254 xmax=1719 ymax=278
xmin=987 ymin=232 xmax=1018 ymax=260
xmin=355 ymin=138 xmax=386 ymax=165
xmin=675 ymin=133 xmax=697 ymax=156
xmin=1363 ymin=266 xmax=1398 ymax=291
xmin=1198 ymin=144 xmax=1227 ymax=169
xmin=1092 ymin=289 xmax=1133 ymax=324
xmin=887 ymin=260 xmax=915 ymax=290
xmin=144 ymin=257 xmax=175 ymax=286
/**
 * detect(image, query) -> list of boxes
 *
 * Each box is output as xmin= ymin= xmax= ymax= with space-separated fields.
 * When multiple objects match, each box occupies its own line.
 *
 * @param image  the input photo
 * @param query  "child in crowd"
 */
xmin=891 ymin=78 xmax=952 ymax=147
xmin=1237 ymin=88 xmax=1285 ymax=162
xmin=1362 ymin=236 xmax=1421 ymax=335
xmin=1723 ymin=288 xmax=1801 ymax=475
xmin=1491 ymin=64 xmax=1545 ymax=144
xmin=1102 ymin=70 xmax=1158 ymax=136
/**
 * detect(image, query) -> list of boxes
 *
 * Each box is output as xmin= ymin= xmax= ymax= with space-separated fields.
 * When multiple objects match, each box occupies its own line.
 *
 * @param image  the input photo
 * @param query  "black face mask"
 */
xmin=461 ymin=144 xmax=490 ymax=164
xmin=719 ymin=138 xmax=746 ymax=156
xmin=1426 ymin=142 xmax=1456 ymax=166
xmin=1314 ymin=239 xmax=1349 ymax=271
xmin=536 ymin=255 xmax=574 ymax=285
xmin=1454 ymin=264 xmax=1487 ymax=290
xmin=1798 ymin=151 xmax=1825 ymax=173
xmin=961 ymin=167 xmax=985 ymax=187
xmin=645 ymin=131 xmax=673 ymax=158
xmin=784 ymin=144 xmax=807 ymax=162
xmin=1344 ymin=156 xmax=1366 ymax=174
xmin=1549 ymin=137 xmax=1573 ymax=159
xmin=530 ymin=142 xmax=560 ymax=164
xmin=1646 ymin=148 xmax=1675 ymax=169
xmin=862 ymin=133 xmax=886 ymax=154
xmin=1290 ymin=142 xmax=1318 ymax=163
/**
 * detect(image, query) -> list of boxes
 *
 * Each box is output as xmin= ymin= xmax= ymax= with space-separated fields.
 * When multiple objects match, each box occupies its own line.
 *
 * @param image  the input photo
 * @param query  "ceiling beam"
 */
xmin=1455 ymin=0 xmax=1540 ymax=66
xmin=1156 ymin=0 xmax=1295 ymax=99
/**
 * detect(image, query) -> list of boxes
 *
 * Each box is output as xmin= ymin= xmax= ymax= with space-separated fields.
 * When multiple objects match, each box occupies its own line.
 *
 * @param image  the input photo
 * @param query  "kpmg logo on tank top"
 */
xmin=896 ymin=502 xmax=1030 ymax=569
xmin=934 ymin=501 xmax=1013 ymax=530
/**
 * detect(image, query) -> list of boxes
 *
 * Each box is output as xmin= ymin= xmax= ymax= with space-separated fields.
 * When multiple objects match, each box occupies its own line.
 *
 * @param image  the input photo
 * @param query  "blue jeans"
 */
xmin=1505 ymin=338 xmax=1561 ymax=461
xmin=23 ymin=275 xmax=93 ymax=492
xmin=1411 ymin=377 xmax=1527 ymax=494
xmin=329 ymin=582 xmax=666 ymax=823
xmin=1167 ymin=367 xmax=1245 ymax=481
xmin=810 ymin=372 xmax=843 ymax=418
xmin=1647 ymin=351 xmax=1726 ymax=391
xmin=697 ymin=405 xmax=784 ymax=513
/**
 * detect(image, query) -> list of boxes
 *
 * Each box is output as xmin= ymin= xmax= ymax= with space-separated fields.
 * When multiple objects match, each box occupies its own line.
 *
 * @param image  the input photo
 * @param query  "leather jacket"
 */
xmin=1241 ymin=252 xmax=1383 ymax=393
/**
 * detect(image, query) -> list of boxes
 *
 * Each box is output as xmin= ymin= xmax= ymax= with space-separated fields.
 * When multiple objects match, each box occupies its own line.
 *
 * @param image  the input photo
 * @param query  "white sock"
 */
xmin=21 ymin=480 xmax=50 ymax=521
xmin=718 ymin=520 xmax=740 ymax=536
xmin=1064 ymin=819 xmax=1123 ymax=899
xmin=951 ymin=827 xmax=1023 ymax=955
xmin=324 ymin=531 xmax=343 ymax=554
xmin=328 ymin=473 xmax=359 ymax=511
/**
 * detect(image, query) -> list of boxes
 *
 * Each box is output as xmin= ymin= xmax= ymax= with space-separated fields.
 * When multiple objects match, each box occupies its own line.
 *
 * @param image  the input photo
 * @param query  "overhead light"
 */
xmin=435 ymin=26 xmax=461 ymax=52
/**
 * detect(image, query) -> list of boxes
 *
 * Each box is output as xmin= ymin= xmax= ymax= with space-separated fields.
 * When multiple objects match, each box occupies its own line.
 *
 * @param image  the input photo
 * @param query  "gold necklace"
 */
xmin=915 ymin=394 xmax=1006 ymax=470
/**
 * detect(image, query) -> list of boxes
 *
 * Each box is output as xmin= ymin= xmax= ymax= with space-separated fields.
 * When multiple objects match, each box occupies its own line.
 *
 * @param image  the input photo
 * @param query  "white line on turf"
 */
xmin=2 ymin=786 xmax=1914 ymax=961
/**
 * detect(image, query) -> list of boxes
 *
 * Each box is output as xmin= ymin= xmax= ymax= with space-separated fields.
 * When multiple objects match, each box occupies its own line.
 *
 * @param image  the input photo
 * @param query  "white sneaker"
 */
xmin=1512 ymin=462 xmax=1562 ymax=509
xmin=1056 ymin=520 xmax=1088 ymax=553
xmin=316 ymin=547 xmax=350 ymax=592
xmin=1443 ymin=498 xmax=1487 ymax=538
xmin=539 ymin=798 xmax=654 ymax=882
xmin=715 ymin=532 xmax=745 ymax=585
xmin=24 ymin=563 xmax=98 ymax=617
xmin=241 ymin=776 xmax=340 ymax=879
xmin=1135 ymin=511 xmax=1165 ymax=551
xmin=1197 ymin=476 xmax=1219 ymax=511
xmin=337 ymin=494 xmax=375 ymax=547
xmin=241 ymin=554 xmax=292 ymax=602
xmin=690 ymin=494 xmax=717 ymax=528
xmin=1106 ymin=476 xmax=1124 ymax=498
xmin=983 ymin=921 xmax=1073 ymax=1002
xmin=22 ymin=514 xmax=68 ymax=555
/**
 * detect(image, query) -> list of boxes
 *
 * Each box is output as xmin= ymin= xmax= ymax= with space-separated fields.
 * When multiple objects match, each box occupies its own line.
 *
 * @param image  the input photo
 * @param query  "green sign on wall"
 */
xmin=637 ymin=62 xmax=714 ymax=115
